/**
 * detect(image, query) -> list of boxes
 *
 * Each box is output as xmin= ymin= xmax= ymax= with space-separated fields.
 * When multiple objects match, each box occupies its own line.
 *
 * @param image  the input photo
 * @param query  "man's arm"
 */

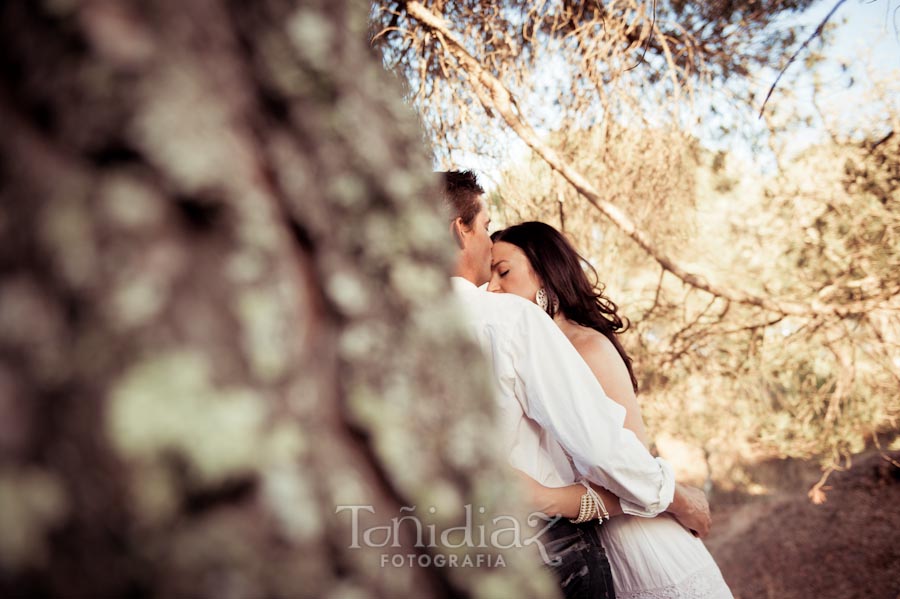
xmin=510 ymin=302 xmax=675 ymax=516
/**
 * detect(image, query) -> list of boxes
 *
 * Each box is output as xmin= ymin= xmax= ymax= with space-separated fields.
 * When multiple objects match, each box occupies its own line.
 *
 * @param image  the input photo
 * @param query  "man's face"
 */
xmin=462 ymin=197 xmax=493 ymax=285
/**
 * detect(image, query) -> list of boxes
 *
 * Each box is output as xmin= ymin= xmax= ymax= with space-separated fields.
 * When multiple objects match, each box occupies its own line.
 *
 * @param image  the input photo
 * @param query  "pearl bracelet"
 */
xmin=569 ymin=480 xmax=610 ymax=524
xmin=569 ymin=491 xmax=596 ymax=524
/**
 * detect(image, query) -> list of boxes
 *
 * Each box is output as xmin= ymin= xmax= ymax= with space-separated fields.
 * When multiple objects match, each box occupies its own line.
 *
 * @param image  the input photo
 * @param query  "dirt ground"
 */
xmin=705 ymin=450 xmax=900 ymax=599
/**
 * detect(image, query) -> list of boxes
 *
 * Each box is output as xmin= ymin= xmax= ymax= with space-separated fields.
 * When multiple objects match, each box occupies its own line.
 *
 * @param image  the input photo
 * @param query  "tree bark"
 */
xmin=0 ymin=0 xmax=552 ymax=596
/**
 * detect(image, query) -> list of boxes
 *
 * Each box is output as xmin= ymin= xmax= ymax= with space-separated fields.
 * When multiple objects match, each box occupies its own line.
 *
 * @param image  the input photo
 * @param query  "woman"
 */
xmin=489 ymin=221 xmax=732 ymax=599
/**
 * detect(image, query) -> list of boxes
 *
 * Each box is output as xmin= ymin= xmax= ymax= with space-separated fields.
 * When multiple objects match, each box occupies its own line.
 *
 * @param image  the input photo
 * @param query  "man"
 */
xmin=441 ymin=170 xmax=710 ymax=598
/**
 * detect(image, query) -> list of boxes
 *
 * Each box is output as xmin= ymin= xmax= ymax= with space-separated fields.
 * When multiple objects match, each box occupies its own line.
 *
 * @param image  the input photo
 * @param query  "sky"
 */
xmin=747 ymin=0 xmax=900 ymax=158
xmin=817 ymin=0 xmax=900 ymax=68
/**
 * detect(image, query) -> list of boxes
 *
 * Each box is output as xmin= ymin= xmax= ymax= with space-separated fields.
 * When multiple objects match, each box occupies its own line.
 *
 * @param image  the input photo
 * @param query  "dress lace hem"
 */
xmin=617 ymin=564 xmax=733 ymax=599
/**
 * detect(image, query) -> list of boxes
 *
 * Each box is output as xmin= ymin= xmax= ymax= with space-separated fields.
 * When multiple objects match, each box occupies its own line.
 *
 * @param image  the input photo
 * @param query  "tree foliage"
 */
xmin=371 ymin=0 xmax=816 ymax=163
xmin=371 ymin=0 xmax=900 ymax=490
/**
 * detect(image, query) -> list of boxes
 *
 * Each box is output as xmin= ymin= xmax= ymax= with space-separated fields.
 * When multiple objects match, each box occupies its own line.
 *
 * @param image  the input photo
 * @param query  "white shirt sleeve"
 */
xmin=509 ymin=302 xmax=675 ymax=517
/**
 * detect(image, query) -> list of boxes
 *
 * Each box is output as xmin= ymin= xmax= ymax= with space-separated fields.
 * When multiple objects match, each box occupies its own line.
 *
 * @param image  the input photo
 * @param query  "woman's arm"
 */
xmin=519 ymin=475 xmax=710 ymax=537
xmin=517 ymin=472 xmax=623 ymax=519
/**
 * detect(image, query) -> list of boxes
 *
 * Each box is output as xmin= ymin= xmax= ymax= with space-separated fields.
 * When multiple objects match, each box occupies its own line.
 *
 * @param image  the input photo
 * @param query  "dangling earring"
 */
xmin=536 ymin=288 xmax=549 ymax=312
xmin=536 ymin=287 xmax=559 ymax=315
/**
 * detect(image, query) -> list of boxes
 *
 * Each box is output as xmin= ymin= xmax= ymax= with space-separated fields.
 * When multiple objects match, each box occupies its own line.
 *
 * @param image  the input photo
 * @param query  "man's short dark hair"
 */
xmin=439 ymin=170 xmax=484 ymax=226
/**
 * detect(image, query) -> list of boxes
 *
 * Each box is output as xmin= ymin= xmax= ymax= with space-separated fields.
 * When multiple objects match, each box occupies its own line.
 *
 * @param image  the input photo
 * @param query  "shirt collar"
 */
xmin=450 ymin=276 xmax=477 ymax=293
xmin=451 ymin=277 xmax=492 ymax=294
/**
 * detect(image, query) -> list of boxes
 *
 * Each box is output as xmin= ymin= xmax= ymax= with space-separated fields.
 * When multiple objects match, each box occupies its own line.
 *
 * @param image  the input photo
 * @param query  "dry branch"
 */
xmin=402 ymin=0 xmax=898 ymax=318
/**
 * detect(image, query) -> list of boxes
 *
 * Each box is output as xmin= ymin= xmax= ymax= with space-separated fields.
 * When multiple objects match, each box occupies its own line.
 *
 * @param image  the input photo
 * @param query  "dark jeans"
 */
xmin=539 ymin=518 xmax=616 ymax=599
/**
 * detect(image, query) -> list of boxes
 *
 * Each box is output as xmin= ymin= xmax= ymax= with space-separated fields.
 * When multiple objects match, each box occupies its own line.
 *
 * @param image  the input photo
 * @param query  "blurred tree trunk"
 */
xmin=0 ymin=0 xmax=551 ymax=597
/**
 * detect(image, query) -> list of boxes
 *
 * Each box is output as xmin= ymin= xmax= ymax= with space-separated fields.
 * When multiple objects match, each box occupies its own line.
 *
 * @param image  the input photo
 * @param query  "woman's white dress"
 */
xmin=599 ymin=509 xmax=733 ymax=599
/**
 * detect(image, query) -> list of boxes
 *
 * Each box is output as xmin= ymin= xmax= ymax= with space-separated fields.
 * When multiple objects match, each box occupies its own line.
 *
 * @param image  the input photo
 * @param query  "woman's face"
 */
xmin=488 ymin=241 xmax=542 ymax=301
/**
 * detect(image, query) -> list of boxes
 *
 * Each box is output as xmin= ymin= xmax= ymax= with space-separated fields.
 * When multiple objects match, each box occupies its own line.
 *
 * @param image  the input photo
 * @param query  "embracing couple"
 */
xmin=441 ymin=171 xmax=732 ymax=599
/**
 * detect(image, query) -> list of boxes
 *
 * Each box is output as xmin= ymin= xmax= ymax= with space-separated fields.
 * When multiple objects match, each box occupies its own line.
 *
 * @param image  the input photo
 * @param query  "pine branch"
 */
xmin=402 ymin=0 xmax=894 ymax=318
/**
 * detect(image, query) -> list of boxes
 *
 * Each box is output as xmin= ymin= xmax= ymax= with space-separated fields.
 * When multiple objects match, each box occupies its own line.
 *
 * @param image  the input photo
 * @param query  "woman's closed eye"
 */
xmin=499 ymin=270 xmax=509 ymax=278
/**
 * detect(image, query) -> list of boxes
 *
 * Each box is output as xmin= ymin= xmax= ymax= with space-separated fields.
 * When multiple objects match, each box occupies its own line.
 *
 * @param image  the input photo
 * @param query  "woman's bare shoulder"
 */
xmin=568 ymin=326 xmax=618 ymax=362
xmin=569 ymin=326 xmax=636 ymax=406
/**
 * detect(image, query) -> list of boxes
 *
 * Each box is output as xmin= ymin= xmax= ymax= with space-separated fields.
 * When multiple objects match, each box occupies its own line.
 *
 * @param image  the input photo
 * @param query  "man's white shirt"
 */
xmin=451 ymin=276 xmax=675 ymax=517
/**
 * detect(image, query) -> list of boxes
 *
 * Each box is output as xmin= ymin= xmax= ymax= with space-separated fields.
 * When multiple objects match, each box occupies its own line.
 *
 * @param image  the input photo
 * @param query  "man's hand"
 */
xmin=667 ymin=483 xmax=711 ymax=538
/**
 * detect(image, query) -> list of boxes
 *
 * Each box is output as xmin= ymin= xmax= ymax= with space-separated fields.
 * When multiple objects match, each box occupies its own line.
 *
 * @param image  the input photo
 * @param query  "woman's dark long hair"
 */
xmin=491 ymin=221 xmax=638 ymax=391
